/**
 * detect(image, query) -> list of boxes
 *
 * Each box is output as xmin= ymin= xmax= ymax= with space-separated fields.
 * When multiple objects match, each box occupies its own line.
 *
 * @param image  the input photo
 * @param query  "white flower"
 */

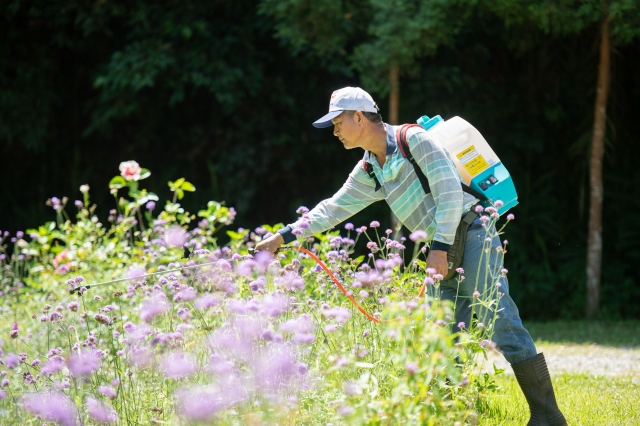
xmin=80 ymin=184 xmax=90 ymax=193
xmin=119 ymin=161 xmax=141 ymax=181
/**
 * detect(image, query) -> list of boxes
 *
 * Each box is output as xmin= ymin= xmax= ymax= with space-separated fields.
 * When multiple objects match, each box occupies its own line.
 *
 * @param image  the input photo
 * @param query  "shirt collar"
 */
xmin=364 ymin=123 xmax=397 ymax=164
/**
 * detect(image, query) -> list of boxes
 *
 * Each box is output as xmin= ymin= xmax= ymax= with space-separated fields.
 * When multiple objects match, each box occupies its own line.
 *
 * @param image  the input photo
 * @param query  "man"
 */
xmin=256 ymin=87 xmax=566 ymax=426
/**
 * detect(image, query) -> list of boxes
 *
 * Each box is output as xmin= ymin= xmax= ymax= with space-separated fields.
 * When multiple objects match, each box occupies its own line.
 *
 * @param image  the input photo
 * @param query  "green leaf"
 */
xmin=139 ymin=168 xmax=151 ymax=180
xmin=109 ymin=176 xmax=126 ymax=189
xmin=180 ymin=181 xmax=195 ymax=192
xmin=170 ymin=178 xmax=186 ymax=189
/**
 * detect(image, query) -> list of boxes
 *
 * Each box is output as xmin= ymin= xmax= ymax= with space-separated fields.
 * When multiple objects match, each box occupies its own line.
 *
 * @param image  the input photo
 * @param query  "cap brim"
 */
xmin=312 ymin=110 xmax=344 ymax=128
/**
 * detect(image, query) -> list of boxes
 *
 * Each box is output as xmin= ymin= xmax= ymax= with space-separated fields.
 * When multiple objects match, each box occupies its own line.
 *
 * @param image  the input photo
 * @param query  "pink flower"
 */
xmin=119 ymin=160 xmax=142 ymax=181
xmin=409 ymin=230 xmax=427 ymax=242
xmin=140 ymin=292 xmax=170 ymax=322
xmin=98 ymin=385 xmax=117 ymax=399
xmin=160 ymin=351 xmax=198 ymax=379
xmin=370 ymin=221 xmax=380 ymax=228
xmin=23 ymin=391 xmax=77 ymax=426
xmin=507 ymin=213 xmax=515 ymax=221
xmin=324 ymin=324 xmax=339 ymax=333
xmin=67 ymin=350 xmax=101 ymax=377
xmin=41 ymin=358 xmax=65 ymax=376
xmin=126 ymin=265 xmax=147 ymax=280
xmin=165 ymin=225 xmax=187 ymax=247
xmin=86 ymin=397 xmax=117 ymax=423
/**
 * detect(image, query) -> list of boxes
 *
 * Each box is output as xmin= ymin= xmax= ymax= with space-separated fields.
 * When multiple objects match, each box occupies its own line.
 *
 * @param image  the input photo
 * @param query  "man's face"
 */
xmin=332 ymin=112 xmax=363 ymax=149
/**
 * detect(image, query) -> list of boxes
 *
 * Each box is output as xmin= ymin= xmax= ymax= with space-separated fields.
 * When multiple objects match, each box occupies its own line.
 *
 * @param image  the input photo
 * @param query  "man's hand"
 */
xmin=426 ymin=249 xmax=449 ymax=277
xmin=255 ymin=233 xmax=285 ymax=254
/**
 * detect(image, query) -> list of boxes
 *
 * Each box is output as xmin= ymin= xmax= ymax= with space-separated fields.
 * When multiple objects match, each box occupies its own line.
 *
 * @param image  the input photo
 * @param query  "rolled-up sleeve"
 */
xmin=279 ymin=162 xmax=385 ymax=242
xmin=407 ymin=128 xmax=464 ymax=247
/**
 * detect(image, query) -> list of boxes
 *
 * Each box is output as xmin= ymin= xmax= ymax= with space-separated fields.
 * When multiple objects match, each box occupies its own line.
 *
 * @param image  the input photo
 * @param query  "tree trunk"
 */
xmin=389 ymin=66 xmax=402 ymax=238
xmin=586 ymin=9 xmax=611 ymax=319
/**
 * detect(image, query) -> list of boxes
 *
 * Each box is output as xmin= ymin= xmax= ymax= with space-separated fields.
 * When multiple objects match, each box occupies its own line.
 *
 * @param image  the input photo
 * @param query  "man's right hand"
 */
xmin=254 ymin=232 xmax=285 ymax=253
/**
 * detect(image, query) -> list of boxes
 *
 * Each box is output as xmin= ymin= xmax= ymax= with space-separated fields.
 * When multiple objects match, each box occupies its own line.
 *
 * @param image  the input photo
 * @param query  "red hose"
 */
xmin=293 ymin=246 xmax=427 ymax=323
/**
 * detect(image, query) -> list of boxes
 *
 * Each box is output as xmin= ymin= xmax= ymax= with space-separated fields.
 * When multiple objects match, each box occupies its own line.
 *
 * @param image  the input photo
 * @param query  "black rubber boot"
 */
xmin=512 ymin=353 xmax=567 ymax=426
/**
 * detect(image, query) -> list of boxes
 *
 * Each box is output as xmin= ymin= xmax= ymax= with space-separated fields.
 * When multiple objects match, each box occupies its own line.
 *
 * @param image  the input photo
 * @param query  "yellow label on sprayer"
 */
xmin=456 ymin=145 xmax=489 ymax=177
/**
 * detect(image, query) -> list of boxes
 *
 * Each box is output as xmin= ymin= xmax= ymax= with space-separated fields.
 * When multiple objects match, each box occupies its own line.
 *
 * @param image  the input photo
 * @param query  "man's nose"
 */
xmin=333 ymin=126 xmax=339 ymax=137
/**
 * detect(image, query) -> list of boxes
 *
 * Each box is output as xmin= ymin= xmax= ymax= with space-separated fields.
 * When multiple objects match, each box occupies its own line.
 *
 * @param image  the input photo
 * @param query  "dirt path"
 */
xmin=478 ymin=344 xmax=640 ymax=377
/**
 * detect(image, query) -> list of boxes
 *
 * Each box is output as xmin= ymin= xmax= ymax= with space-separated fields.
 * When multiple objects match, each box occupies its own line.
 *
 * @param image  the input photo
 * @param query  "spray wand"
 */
xmin=68 ymin=245 xmax=427 ymax=323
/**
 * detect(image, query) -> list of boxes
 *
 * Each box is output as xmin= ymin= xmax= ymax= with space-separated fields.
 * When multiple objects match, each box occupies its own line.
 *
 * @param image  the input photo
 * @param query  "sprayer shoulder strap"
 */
xmin=396 ymin=124 xmax=488 ymax=201
xmin=362 ymin=160 xmax=382 ymax=191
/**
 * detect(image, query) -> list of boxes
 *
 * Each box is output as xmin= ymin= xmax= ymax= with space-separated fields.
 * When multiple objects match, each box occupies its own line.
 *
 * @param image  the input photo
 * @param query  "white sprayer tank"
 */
xmin=417 ymin=115 xmax=518 ymax=214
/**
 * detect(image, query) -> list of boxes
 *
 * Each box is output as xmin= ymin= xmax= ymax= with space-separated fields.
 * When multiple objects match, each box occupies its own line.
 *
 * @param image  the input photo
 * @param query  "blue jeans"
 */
xmin=438 ymin=216 xmax=537 ymax=365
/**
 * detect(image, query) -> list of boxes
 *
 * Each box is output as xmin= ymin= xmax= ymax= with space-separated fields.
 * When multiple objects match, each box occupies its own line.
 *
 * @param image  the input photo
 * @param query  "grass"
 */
xmin=478 ymin=374 xmax=640 ymax=426
xmin=524 ymin=320 xmax=640 ymax=347
xmin=477 ymin=321 xmax=640 ymax=425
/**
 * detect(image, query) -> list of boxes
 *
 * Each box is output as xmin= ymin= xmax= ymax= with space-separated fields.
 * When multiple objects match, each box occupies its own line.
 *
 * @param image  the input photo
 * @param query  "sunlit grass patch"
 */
xmin=478 ymin=373 xmax=640 ymax=426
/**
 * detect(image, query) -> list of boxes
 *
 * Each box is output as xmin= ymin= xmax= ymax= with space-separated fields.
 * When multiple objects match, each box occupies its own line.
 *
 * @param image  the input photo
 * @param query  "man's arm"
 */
xmin=256 ymin=162 xmax=385 ymax=252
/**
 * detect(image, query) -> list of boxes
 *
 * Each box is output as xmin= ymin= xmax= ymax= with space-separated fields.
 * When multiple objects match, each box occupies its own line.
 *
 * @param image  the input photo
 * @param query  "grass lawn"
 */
xmin=477 ymin=321 xmax=640 ymax=425
xmin=478 ymin=374 xmax=640 ymax=426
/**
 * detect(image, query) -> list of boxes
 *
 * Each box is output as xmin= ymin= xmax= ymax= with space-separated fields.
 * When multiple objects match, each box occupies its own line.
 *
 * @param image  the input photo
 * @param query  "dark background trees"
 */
xmin=1 ymin=0 xmax=639 ymax=319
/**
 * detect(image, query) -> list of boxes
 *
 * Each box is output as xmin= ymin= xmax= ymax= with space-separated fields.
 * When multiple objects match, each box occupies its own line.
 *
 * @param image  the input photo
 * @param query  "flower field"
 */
xmin=0 ymin=163 xmax=506 ymax=425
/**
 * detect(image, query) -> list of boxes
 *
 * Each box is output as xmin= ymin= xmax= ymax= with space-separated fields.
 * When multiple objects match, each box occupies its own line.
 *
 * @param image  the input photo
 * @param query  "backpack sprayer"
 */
xmin=417 ymin=115 xmax=518 ymax=214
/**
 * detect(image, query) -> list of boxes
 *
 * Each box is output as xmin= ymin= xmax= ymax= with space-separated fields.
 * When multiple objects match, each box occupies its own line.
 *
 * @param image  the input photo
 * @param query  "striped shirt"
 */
xmin=279 ymin=123 xmax=478 ymax=248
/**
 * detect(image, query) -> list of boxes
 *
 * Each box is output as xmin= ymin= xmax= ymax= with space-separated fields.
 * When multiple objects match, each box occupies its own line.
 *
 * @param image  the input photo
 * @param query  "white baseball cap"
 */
xmin=312 ymin=87 xmax=379 ymax=128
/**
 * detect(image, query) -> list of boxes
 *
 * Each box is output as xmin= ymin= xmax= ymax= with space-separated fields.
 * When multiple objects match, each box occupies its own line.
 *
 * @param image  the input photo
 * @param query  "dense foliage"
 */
xmin=0 ymin=167 xmax=506 ymax=424
xmin=1 ymin=0 xmax=640 ymax=319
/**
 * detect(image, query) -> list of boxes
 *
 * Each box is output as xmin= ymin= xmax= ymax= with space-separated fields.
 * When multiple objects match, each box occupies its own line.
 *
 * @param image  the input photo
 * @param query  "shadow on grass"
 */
xmin=523 ymin=320 xmax=640 ymax=347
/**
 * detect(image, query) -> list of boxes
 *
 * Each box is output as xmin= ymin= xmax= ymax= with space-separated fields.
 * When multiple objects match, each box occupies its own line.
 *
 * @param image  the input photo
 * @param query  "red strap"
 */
xmin=395 ymin=124 xmax=423 ymax=159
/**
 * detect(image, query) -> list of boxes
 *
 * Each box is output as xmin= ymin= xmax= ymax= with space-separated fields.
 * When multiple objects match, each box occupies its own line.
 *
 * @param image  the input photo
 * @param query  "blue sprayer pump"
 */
xmin=417 ymin=115 xmax=518 ymax=215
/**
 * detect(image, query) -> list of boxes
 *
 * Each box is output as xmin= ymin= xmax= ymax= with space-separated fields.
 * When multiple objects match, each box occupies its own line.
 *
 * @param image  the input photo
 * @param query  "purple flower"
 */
xmin=258 ymin=294 xmax=288 ymax=317
xmin=173 ymin=287 xmax=197 ymax=302
xmin=139 ymin=292 xmax=170 ymax=322
xmin=5 ymin=353 xmax=19 ymax=369
xmin=406 ymin=361 xmax=419 ymax=374
xmin=0 ymin=389 xmax=5 ymax=400
xmin=322 ymin=308 xmax=351 ymax=324
xmin=253 ymin=345 xmax=299 ymax=391
xmin=291 ymin=228 xmax=304 ymax=236
xmin=165 ymin=225 xmax=187 ymax=247
xmin=293 ymin=333 xmax=315 ymax=344
xmin=344 ymin=223 xmax=354 ymax=230
xmin=9 ymin=322 xmax=18 ymax=339
xmin=366 ymin=241 xmax=378 ymax=253
xmin=507 ymin=213 xmax=515 ymax=221
xmin=194 ymin=293 xmax=221 ymax=311
xmin=160 ymin=351 xmax=198 ymax=379
xmin=67 ymin=350 xmax=101 ymax=377
xmin=126 ymin=265 xmax=147 ymax=280
xmin=339 ymin=405 xmax=354 ymax=417
xmin=279 ymin=317 xmax=313 ymax=334
xmin=145 ymin=201 xmax=156 ymax=211
xmin=98 ymin=385 xmax=117 ymax=399
xmin=473 ymin=291 xmax=480 ymax=298
xmin=457 ymin=322 xmax=466 ymax=328
xmin=41 ymin=358 xmax=65 ymax=376
xmin=359 ymin=290 xmax=369 ymax=298
xmin=296 ymin=206 xmax=309 ymax=215
xmin=324 ymin=324 xmax=339 ymax=333
xmin=175 ymin=385 xmax=235 ymax=421
xmin=22 ymin=391 xmax=77 ymax=426
xmin=370 ymin=221 xmax=380 ymax=228
xmin=86 ymin=397 xmax=117 ymax=423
